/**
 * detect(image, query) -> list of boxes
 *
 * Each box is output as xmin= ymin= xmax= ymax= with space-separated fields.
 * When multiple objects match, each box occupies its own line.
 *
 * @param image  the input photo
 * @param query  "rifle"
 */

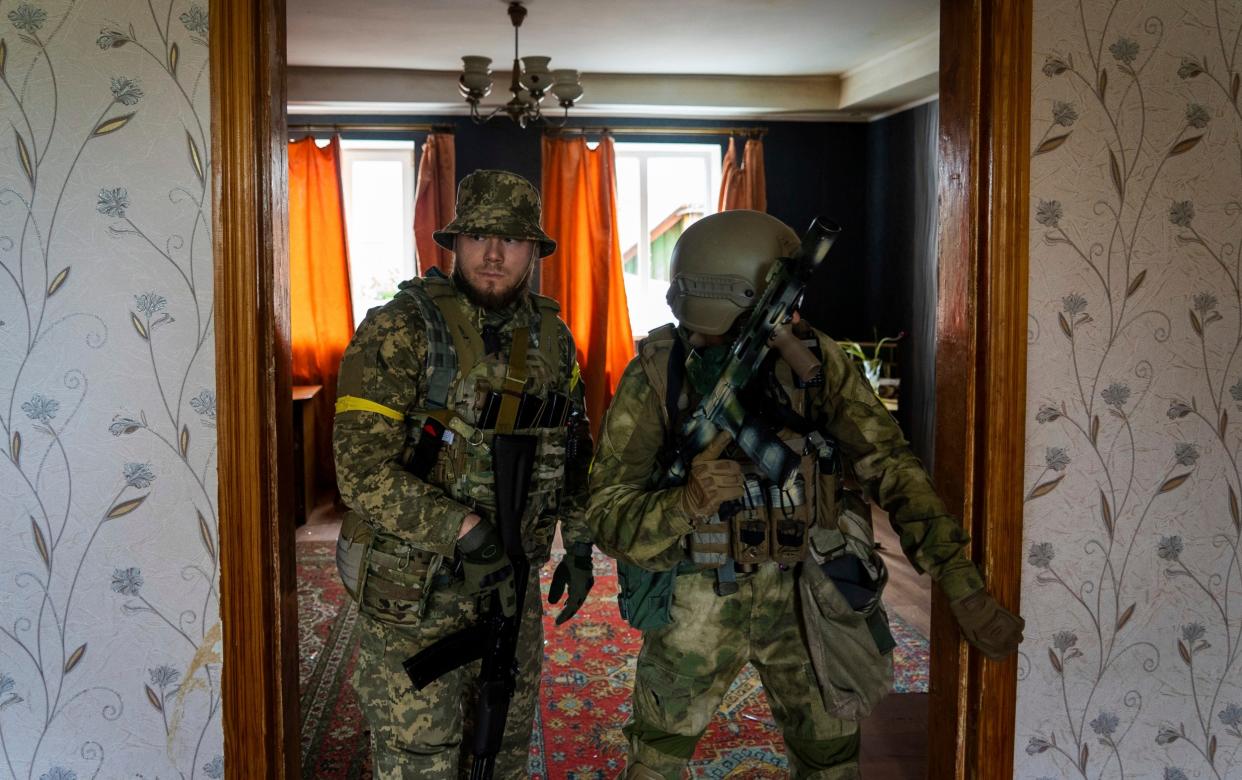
xmin=403 ymin=432 xmax=538 ymax=780
xmin=665 ymin=217 xmax=841 ymax=490
xmin=617 ymin=217 xmax=840 ymax=616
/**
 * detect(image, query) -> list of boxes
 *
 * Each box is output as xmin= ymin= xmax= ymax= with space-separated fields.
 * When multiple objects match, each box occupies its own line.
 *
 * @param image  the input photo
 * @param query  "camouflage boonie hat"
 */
xmin=433 ymin=169 xmax=557 ymax=257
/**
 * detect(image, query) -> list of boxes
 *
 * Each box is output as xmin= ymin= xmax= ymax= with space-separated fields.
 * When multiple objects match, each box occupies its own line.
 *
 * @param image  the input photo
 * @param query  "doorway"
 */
xmin=209 ymin=0 xmax=1033 ymax=776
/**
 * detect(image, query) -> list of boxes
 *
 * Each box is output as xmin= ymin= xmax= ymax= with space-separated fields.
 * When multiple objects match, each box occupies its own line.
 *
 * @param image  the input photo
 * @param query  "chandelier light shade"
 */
xmin=458 ymin=2 xmax=583 ymax=127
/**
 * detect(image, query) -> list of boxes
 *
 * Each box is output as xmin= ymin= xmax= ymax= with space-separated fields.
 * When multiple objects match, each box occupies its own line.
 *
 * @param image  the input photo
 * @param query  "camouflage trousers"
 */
xmin=625 ymin=564 xmax=860 ymax=779
xmin=353 ymin=570 xmax=544 ymax=779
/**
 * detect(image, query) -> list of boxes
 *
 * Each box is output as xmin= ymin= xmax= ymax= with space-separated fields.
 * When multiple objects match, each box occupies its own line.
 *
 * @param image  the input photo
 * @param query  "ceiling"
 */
xmin=287 ymin=0 xmax=938 ymax=77
xmin=285 ymin=0 xmax=941 ymax=119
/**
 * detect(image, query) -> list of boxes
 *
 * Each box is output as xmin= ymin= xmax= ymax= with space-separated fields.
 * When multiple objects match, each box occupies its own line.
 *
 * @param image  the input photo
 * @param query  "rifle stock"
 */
xmin=403 ymin=622 xmax=489 ymax=690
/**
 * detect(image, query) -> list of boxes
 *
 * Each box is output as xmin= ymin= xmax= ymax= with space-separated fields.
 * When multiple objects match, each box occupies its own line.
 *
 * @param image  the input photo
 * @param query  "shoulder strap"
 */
xmin=530 ymin=293 xmax=569 ymax=383
xmin=637 ymin=324 xmax=681 ymax=432
xmin=664 ymin=338 xmax=685 ymax=438
xmin=422 ymin=279 xmax=487 ymax=390
xmin=400 ymin=279 xmax=457 ymax=410
xmin=529 ymin=290 xmax=562 ymax=315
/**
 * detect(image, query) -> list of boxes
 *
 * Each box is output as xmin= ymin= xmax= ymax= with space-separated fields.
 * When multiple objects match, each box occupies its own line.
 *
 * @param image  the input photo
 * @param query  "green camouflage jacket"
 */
xmin=587 ymin=327 xmax=985 ymax=601
xmin=333 ymin=277 xmax=593 ymax=561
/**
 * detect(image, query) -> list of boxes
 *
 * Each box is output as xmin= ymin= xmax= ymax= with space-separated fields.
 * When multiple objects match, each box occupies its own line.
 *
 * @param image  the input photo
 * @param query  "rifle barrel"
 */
xmin=797 ymin=218 xmax=842 ymax=268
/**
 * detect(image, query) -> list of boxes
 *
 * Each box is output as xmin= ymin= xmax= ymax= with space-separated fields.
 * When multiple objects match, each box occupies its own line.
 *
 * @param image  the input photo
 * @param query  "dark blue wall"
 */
xmin=864 ymin=100 xmax=939 ymax=464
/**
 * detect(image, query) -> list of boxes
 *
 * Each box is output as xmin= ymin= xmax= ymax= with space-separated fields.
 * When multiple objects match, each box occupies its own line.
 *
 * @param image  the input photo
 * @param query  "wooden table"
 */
xmin=292 ymin=384 xmax=322 ymax=526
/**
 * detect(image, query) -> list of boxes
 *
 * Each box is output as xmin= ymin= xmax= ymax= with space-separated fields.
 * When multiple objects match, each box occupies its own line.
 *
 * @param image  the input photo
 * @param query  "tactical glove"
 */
xmin=457 ymin=520 xmax=517 ymax=617
xmin=681 ymin=431 xmax=746 ymax=521
xmin=548 ymin=542 xmax=595 ymax=625
xmin=949 ymin=589 xmax=1025 ymax=660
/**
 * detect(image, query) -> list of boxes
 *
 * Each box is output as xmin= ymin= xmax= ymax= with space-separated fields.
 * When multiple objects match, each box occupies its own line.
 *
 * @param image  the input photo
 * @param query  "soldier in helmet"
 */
xmin=333 ymin=169 xmax=596 ymax=778
xmin=587 ymin=210 xmax=1023 ymax=779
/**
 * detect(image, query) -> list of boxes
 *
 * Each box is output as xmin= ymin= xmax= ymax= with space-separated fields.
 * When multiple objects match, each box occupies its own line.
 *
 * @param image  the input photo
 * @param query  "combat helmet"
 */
xmin=433 ymin=169 xmax=557 ymax=257
xmin=666 ymin=210 xmax=800 ymax=335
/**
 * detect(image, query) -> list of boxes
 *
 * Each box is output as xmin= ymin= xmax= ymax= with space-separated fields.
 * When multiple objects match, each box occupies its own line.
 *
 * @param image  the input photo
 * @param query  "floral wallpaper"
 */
xmin=1018 ymin=0 xmax=1242 ymax=777
xmin=0 ymin=1 xmax=220 ymax=777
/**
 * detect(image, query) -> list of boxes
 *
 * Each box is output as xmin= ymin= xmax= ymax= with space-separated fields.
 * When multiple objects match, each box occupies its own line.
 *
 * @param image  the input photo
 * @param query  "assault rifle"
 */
xmin=664 ymin=217 xmax=841 ymax=491
xmin=402 ymin=433 xmax=538 ymax=780
xmin=617 ymin=217 xmax=840 ymax=622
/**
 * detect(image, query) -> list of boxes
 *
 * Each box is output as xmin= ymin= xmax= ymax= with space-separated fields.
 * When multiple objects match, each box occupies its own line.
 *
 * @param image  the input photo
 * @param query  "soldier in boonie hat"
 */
xmin=434 ymin=169 xmax=557 ymax=258
xmin=333 ymin=166 xmax=596 ymax=777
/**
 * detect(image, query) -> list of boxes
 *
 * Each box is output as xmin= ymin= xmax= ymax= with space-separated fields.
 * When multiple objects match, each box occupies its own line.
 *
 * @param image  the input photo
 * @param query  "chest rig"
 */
xmin=402 ymin=275 xmax=575 ymax=561
xmin=637 ymin=325 xmax=843 ymax=580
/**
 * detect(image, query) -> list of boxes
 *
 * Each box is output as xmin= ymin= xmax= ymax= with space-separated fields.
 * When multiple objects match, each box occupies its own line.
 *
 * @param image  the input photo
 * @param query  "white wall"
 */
xmin=0 ymin=1 xmax=221 ymax=776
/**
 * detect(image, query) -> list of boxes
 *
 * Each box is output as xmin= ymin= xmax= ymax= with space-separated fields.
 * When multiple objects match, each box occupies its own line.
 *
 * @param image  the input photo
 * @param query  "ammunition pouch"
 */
xmin=687 ymin=458 xmax=815 ymax=569
xmin=336 ymin=510 xmax=447 ymax=626
xmin=688 ymin=519 xmax=730 ymax=569
xmin=729 ymin=476 xmax=770 ymax=564
xmin=335 ymin=509 xmax=372 ymax=601
xmin=809 ymin=430 xmax=841 ymax=529
xmin=617 ymin=562 xmax=681 ymax=632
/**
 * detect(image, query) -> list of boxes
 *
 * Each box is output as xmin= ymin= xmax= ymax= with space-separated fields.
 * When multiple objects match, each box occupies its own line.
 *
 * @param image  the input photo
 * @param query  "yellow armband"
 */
xmin=335 ymin=395 xmax=403 ymax=421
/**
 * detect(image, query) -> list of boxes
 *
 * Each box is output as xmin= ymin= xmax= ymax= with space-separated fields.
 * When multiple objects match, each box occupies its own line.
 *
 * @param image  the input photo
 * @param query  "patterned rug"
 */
xmin=298 ymin=542 xmax=929 ymax=778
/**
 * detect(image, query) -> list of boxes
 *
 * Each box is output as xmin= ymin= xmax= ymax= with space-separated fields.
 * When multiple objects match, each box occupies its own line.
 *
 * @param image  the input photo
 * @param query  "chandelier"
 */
xmin=457 ymin=2 xmax=584 ymax=127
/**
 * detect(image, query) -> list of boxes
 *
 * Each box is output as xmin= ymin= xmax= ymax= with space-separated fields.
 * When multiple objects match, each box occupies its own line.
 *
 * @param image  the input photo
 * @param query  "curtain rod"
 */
xmin=285 ymin=122 xmax=764 ymax=138
xmin=547 ymin=126 xmax=767 ymax=138
xmin=286 ymin=122 xmax=455 ymax=134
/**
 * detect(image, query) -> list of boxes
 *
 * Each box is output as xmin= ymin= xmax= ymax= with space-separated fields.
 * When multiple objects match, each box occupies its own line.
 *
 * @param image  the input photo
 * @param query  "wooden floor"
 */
xmin=861 ymin=693 xmax=929 ymax=778
xmin=295 ymin=502 xmax=932 ymax=777
xmin=871 ymin=505 xmax=933 ymax=637
xmin=862 ymin=505 xmax=931 ymax=777
xmin=297 ymin=500 xmax=344 ymax=542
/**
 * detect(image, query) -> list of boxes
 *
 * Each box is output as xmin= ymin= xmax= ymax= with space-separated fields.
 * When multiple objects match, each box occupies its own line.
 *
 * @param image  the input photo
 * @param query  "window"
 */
xmin=614 ymin=143 xmax=722 ymax=337
xmin=338 ymin=139 xmax=416 ymax=327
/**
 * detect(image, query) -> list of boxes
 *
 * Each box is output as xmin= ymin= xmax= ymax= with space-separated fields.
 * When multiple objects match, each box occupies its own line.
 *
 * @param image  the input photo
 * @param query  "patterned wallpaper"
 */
xmin=1017 ymin=1 xmax=1242 ymax=777
xmin=0 ymin=1 xmax=220 ymax=777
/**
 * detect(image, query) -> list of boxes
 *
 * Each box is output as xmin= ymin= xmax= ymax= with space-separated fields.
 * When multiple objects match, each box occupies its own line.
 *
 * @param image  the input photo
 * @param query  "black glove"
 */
xmin=457 ymin=520 xmax=517 ymax=617
xmin=548 ymin=542 xmax=595 ymax=625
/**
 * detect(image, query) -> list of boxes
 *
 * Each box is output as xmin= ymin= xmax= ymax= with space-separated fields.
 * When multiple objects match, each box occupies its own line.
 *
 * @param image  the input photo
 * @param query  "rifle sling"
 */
xmin=664 ymin=336 xmax=686 ymax=450
xmin=496 ymin=327 xmax=530 ymax=434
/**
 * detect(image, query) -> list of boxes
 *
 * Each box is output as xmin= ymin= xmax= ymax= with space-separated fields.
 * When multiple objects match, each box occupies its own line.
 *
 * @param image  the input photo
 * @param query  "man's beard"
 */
xmin=452 ymin=266 xmax=532 ymax=310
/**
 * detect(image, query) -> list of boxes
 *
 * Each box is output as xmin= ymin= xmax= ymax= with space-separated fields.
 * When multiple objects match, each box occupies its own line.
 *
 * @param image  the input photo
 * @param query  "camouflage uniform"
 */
xmin=588 ymin=328 xmax=984 ymax=779
xmin=334 ymin=171 xmax=592 ymax=778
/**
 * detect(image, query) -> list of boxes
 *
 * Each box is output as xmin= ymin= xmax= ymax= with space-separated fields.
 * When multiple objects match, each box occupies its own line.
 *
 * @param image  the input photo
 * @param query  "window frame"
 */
xmin=337 ymin=139 xmax=417 ymax=326
xmin=613 ymin=141 xmax=723 ymax=338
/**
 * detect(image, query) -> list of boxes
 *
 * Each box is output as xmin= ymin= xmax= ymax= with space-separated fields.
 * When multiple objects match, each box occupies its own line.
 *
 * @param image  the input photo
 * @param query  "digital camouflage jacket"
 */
xmin=334 ymin=276 xmax=593 ymax=563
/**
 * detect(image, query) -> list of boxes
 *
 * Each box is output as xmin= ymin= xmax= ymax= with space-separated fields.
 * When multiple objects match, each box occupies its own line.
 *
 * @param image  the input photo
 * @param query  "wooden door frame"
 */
xmin=929 ymin=1 xmax=1032 ymax=777
xmin=212 ymin=0 xmax=299 ymax=776
xmin=210 ymin=0 xmax=1032 ymax=776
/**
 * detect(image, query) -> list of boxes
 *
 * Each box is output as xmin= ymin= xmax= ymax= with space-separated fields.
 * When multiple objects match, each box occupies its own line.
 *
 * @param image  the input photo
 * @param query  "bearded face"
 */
xmin=452 ymin=233 xmax=537 ymax=309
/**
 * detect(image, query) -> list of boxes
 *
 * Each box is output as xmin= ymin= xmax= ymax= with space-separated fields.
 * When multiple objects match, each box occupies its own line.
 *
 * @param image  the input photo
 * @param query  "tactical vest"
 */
xmin=636 ymin=324 xmax=840 ymax=570
xmin=337 ymin=275 xmax=575 ymax=624
xmin=616 ymin=325 xmax=888 ymax=629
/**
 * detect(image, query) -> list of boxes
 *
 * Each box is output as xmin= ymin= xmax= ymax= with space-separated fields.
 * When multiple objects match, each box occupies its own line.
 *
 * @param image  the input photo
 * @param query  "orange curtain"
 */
xmin=289 ymin=135 xmax=355 ymax=498
xmin=540 ymin=135 xmax=635 ymax=438
xmin=414 ymin=132 xmax=456 ymax=275
xmin=717 ymin=136 xmax=767 ymax=212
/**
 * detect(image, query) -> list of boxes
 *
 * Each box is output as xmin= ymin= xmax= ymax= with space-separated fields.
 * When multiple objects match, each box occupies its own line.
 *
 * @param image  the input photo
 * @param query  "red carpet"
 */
xmin=298 ymin=542 xmax=929 ymax=778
